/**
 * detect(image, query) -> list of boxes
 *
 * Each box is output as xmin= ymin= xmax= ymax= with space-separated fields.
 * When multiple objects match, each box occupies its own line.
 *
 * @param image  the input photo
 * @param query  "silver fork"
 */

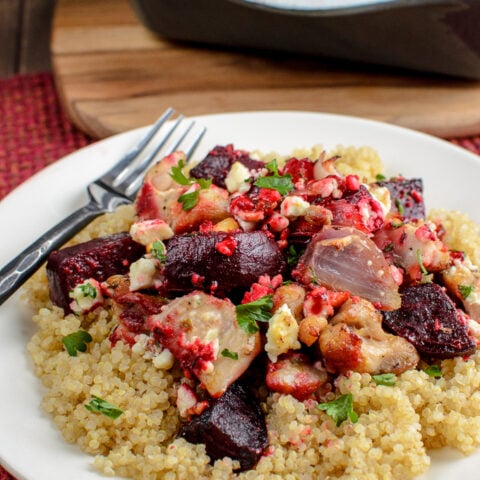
xmin=0 ymin=108 xmax=205 ymax=306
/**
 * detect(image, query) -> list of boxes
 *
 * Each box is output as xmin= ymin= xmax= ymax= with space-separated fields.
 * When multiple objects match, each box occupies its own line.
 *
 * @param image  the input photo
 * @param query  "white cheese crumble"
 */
xmin=129 ymin=257 xmax=158 ymax=291
xmin=68 ymin=278 xmax=104 ymax=315
xmin=129 ymin=219 xmax=174 ymax=246
xmin=265 ymin=303 xmax=301 ymax=363
xmin=280 ymin=195 xmax=310 ymax=218
xmin=225 ymin=161 xmax=252 ymax=193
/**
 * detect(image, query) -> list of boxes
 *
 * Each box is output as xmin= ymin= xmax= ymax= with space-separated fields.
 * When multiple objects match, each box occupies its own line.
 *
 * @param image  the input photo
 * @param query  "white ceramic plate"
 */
xmin=1 ymin=111 xmax=480 ymax=480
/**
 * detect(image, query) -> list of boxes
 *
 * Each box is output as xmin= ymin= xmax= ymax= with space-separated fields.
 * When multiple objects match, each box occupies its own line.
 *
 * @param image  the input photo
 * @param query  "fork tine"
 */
xmin=184 ymin=125 xmax=207 ymax=161
xmin=123 ymin=121 xmax=207 ymax=198
xmin=100 ymin=107 xmax=175 ymax=185
xmin=115 ymin=114 xmax=185 ymax=190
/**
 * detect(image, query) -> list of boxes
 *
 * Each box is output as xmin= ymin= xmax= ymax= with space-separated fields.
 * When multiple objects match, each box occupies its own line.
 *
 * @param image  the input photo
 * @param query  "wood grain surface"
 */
xmin=51 ymin=0 xmax=480 ymax=139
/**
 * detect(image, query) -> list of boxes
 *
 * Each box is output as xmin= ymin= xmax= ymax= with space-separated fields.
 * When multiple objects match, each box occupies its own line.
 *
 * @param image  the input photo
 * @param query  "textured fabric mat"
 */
xmin=1 ymin=72 xmax=480 ymax=480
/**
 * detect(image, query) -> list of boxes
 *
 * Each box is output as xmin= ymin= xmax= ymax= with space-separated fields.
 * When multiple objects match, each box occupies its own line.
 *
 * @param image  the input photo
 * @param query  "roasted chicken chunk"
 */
xmin=147 ymin=291 xmax=262 ymax=398
xmin=319 ymin=298 xmax=419 ymax=375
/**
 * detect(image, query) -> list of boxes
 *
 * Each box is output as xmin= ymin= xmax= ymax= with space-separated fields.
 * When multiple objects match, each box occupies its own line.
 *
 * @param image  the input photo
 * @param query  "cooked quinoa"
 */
xmin=24 ymin=147 xmax=480 ymax=480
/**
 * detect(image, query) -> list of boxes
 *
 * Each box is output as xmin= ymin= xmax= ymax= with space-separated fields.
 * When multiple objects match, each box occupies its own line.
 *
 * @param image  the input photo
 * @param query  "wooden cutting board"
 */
xmin=51 ymin=0 xmax=480 ymax=140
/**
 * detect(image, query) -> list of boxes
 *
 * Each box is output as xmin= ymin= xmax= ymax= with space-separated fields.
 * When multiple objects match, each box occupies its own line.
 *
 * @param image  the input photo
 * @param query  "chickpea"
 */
xmin=298 ymin=315 xmax=328 ymax=346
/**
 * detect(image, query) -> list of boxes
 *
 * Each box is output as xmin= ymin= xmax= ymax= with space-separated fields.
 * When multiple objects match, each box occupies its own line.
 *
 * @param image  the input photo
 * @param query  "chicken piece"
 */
xmin=442 ymin=256 xmax=480 ymax=322
xmin=265 ymin=352 xmax=329 ymax=401
xmin=373 ymin=220 xmax=450 ymax=282
xmin=147 ymin=291 xmax=262 ymax=398
xmin=143 ymin=151 xmax=186 ymax=191
xmin=319 ymin=298 xmax=419 ymax=375
xmin=272 ymin=283 xmax=306 ymax=321
xmin=135 ymin=181 xmax=230 ymax=234
xmin=105 ymin=275 xmax=167 ymax=346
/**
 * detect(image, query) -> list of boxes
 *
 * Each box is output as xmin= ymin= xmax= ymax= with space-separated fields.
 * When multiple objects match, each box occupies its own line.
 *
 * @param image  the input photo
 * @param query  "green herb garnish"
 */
xmin=395 ymin=198 xmax=404 ymax=216
xmin=150 ymin=240 xmax=167 ymax=262
xmin=416 ymin=249 xmax=429 ymax=275
xmin=169 ymin=159 xmax=191 ymax=185
xmin=85 ymin=395 xmax=123 ymax=419
xmin=62 ymin=330 xmax=93 ymax=356
xmin=317 ymin=393 xmax=358 ymax=427
xmin=286 ymin=244 xmax=304 ymax=266
xmin=383 ymin=242 xmax=394 ymax=253
xmin=221 ymin=348 xmax=239 ymax=360
xmin=78 ymin=282 xmax=97 ymax=299
xmin=458 ymin=284 xmax=474 ymax=300
xmin=169 ymin=160 xmax=212 ymax=210
xmin=375 ymin=173 xmax=386 ymax=181
xmin=372 ymin=373 xmax=396 ymax=386
xmin=424 ymin=365 xmax=442 ymax=378
xmin=254 ymin=159 xmax=294 ymax=195
xmin=235 ymin=295 xmax=273 ymax=334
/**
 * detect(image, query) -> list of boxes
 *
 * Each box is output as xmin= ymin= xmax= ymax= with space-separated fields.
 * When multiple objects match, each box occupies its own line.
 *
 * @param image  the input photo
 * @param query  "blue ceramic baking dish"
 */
xmin=129 ymin=0 xmax=480 ymax=79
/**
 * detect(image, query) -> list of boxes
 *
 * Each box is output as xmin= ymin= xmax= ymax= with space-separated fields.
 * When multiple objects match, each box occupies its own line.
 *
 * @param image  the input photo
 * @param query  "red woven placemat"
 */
xmin=0 ymin=72 xmax=92 ymax=201
xmin=1 ymin=72 xmax=480 ymax=480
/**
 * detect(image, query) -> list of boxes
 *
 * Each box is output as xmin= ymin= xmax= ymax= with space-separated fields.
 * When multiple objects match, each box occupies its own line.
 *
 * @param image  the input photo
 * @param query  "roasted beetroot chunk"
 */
xmin=180 ymin=382 xmax=268 ymax=471
xmin=190 ymin=144 xmax=264 ymax=188
xmin=382 ymin=283 xmax=476 ymax=358
xmin=377 ymin=177 xmax=425 ymax=220
xmin=46 ymin=233 xmax=144 ymax=312
xmin=163 ymin=231 xmax=286 ymax=293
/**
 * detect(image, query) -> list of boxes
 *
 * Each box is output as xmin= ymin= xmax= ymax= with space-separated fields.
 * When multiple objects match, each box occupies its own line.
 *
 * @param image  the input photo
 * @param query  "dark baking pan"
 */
xmin=129 ymin=0 xmax=480 ymax=79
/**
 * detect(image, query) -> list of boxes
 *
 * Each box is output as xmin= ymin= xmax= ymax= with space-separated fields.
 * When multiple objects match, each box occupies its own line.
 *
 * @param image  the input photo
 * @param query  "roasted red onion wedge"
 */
xmin=293 ymin=226 xmax=401 ymax=310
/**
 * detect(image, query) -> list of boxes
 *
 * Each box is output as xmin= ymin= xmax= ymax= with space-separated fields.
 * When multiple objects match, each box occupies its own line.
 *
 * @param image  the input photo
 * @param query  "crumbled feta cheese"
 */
xmin=69 ymin=278 xmax=104 ymax=315
xmin=153 ymin=348 xmax=175 ymax=370
xmin=265 ymin=304 xmax=301 ymax=363
xmin=225 ymin=161 xmax=252 ymax=193
xmin=280 ymin=195 xmax=310 ymax=218
xmin=367 ymin=184 xmax=391 ymax=216
xmin=129 ymin=219 xmax=174 ymax=246
xmin=176 ymin=383 xmax=198 ymax=418
xmin=129 ymin=257 xmax=158 ymax=291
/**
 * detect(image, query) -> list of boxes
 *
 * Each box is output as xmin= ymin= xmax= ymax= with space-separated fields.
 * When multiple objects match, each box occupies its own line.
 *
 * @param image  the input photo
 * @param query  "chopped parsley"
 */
xmin=383 ymin=242 xmax=394 ymax=253
xmin=235 ymin=295 xmax=273 ymax=334
xmin=221 ymin=348 xmax=239 ymax=360
xmin=317 ymin=393 xmax=358 ymax=427
xmin=424 ymin=365 xmax=442 ymax=378
xmin=169 ymin=159 xmax=212 ymax=210
xmin=62 ymin=330 xmax=93 ymax=356
xmin=416 ymin=249 xmax=429 ymax=275
xmin=85 ymin=395 xmax=123 ymax=419
xmin=150 ymin=240 xmax=167 ymax=262
xmin=254 ymin=159 xmax=294 ymax=195
xmin=78 ymin=282 xmax=97 ymax=299
xmin=372 ymin=373 xmax=396 ymax=386
xmin=286 ymin=244 xmax=304 ymax=266
xmin=169 ymin=159 xmax=191 ymax=185
xmin=395 ymin=198 xmax=404 ymax=216
xmin=459 ymin=284 xmax=474 ymax=300
xmin=375 ymin=173 xmax=386 ymax=181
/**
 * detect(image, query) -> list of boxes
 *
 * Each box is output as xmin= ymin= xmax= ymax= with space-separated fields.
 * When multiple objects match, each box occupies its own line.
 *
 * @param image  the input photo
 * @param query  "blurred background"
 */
xmin=0 ymin=0 xmax=55 ymax=77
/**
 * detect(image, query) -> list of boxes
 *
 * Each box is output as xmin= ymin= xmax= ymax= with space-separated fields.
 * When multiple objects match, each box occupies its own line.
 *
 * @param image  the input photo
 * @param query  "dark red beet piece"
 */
xmin=163 ymin=231 xmax=286 ymax=293
xmin=190 ymin=144 xmax=264 ymax=188
xmin=377 ymin=177 xmax=425 ymax=220
xmin=382 ymin=283 xmax=476 ymax=358
xmin=46 ymin=232 xmax=144 ymax=312
xmin=180 ymin=382 xmax=268 ymax=471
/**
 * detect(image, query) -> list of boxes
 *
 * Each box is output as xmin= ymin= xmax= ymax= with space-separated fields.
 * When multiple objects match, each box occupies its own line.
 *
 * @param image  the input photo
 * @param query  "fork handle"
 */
xmin=0 ymin=203 xmax=106 ymax=306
